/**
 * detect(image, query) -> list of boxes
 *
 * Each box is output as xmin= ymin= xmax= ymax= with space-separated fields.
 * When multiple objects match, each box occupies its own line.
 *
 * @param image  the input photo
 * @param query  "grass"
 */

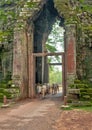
xmin=0 ymin=102 xmax=3 ymax=107
xmin=61 ymin=105 xmax=92 ymax=112
xmin=61 ymin=106 xmax=92 ymax=112
xmin=72 ymin=106 xmax=92 ymax=112
xmin=61 ymin=101 xmax=92 ymax=112
xmin=60 ymin=104 xmax=73 ymax=110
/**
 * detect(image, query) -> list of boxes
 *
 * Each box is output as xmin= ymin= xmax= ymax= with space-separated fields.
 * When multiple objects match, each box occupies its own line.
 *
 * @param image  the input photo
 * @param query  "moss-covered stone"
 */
xmin=69 ymin=80 xmax=92 ymax=101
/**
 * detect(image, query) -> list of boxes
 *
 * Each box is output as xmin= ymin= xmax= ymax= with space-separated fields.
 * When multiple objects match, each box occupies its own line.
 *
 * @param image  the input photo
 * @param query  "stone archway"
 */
xmin=13 ymin=0 xmax=76 ymax=99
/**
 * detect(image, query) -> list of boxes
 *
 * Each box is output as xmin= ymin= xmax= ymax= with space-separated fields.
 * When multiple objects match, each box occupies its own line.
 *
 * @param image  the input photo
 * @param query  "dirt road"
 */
xmin=0 ymin=94 xmax=62 ymax=130
xmin=1 ymin=93 xmax=92 ymax=130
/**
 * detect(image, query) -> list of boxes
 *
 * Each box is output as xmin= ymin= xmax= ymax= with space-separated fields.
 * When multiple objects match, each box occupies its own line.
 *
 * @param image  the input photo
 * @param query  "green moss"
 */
xmin=0 ymin=81 xmax=20 ymax=101
xmin=74 ymin=79 xmax=81 ymax=84
xmin=87 ymin=88 xmax=92 ymax=93
xmin=71 ymin=101 xmax=92 ymax=107
xmin=27 ymin=2 xmax=38 ymax=8
xmin=69 ymin=84 xmax=75 ymax=88
xmin=0 ymin=82 xmax=7 ymax=88
xmin=82 ymin=95 xmax=90 ymax=100
xmin=0 ymin=93 xmax=4 ymax=99
xmin=68 ymin=79 xmax=92 ymax=101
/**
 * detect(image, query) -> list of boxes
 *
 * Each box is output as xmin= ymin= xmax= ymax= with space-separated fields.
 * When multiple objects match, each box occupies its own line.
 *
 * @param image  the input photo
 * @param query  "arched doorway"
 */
xmin=28 ymin=0 xmax=66 ymax=98
xmin=13 ymin=0 xmax=76 ymax=99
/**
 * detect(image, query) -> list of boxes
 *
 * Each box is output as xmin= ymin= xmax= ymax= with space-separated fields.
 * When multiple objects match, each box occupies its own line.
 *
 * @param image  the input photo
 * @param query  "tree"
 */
xmin=46 ymin=20 xmax=64 ymax=53
xmin=49 ymin=66 xmax=62 ymax=84
xmin=46 ymin=20 xmax=64 ymax=66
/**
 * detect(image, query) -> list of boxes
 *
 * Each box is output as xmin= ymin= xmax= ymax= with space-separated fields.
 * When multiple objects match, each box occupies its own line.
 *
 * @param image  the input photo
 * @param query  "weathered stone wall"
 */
xmin=13 ymin=29 xmax=29 ymax=98
xmin=76 ymin=29 xmax=92 ymax=81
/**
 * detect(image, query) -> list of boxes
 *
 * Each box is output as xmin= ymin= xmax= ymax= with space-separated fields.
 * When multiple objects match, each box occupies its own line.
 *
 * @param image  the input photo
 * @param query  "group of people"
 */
xmin=36 ymin=83 xmax=59 ymax=99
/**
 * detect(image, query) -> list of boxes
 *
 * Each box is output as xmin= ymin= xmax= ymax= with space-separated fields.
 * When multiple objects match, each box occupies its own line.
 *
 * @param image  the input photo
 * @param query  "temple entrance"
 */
xmin=32 ymin=1 xmax=66 ymax=97
xmin=32 ymin=52 xmax=66 ymax=98
xmin=13 ymin=0 xmax=76 ymax=99
xmin=27 ymin=0 xmax=68 ymax=98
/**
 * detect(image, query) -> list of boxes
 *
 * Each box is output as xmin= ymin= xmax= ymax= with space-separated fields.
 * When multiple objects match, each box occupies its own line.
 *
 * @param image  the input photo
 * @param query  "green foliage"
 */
xmin=49 ymin=66 xmax=62 ymax=84
xmin=82 ymin=95 xmax=90 ymax=100
xmin=65 ymin=100 xmax=92 ymax=112
xmin=26 ymin=2 xmax=38 ymax=8
xmin=0 ymin=88 xmax=12 ymax=102
xmin=0 ymin=80 xmax=20 ymax=102
xmin=79 ymin=0 xmax=84 ymax=3
xmin=0 ymin=0 xmax=92 ymax=45
xmin=78 ymin=106 xmax=92 ymax=111
xmin=71 ymin=101 xmax=92 ymax=108
xmin=46 ymin=44 xmax=57 ymax=52
xmin=74 ymin=79 xmax=81 ymax=84
xmin=46 ymin=20 xmax=64 ymax=53
xmin=0 ymin=93 xmax=3 ymax=102
xmin=0 ymin=83 xmax=7 ymax=88
xmin=5 ymin=71 xmax=12 ymax=81
xmin=46 ymin=20 xmax=64 ymax=67
xmin=54 ymin=0 xmax=92 ymax=51
xmin=69 ymin=79 xmax=92 ymax=101
xmin=0 ymin=0 xmax=40 ymax=43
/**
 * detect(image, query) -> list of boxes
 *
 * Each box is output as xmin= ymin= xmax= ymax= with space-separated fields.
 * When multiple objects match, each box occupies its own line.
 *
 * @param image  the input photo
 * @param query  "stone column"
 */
xmin=65 ymin=24 xmax=76 ymax=88
xmin=13 ymin=30 xmax=23 ymax=94
xmin=27 ymin=22 xmax=36 ymax=98
xmin=13 ymin=28 xmax=29 ymax=98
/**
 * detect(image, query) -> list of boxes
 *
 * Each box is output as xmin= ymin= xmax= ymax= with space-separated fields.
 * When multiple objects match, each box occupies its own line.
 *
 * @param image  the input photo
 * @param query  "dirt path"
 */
xmin=1 ymin=93 xmax=92 ymax=130
xmin=0 ymin=94 xmax=62 ymax=130
xmin=55 ymin=109 xmax=92 ymax=130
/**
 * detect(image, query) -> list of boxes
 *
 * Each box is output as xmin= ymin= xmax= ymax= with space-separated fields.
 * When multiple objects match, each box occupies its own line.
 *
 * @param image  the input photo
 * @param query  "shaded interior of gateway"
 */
xmin=33 ymin=0 xmax=64 ymax=84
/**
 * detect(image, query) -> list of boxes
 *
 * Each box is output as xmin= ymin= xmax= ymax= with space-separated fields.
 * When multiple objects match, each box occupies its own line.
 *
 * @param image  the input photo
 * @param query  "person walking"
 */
xmin=37 ymin=83 xmax=42 ymax=99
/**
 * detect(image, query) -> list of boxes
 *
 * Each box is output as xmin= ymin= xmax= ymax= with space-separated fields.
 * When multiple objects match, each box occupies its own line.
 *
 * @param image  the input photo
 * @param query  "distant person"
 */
xmin=37 ymin=83 xmax=42 ymax=98
xmin=56 ymin=83 xmax=59 ymax=93
xmin=51 ymin=83 xmax=55 ymax=95
xmin=42 ymin=84 xmax=47 ymax=99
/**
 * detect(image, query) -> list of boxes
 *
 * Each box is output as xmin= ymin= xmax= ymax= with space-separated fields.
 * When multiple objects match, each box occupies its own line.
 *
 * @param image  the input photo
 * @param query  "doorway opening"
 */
xmin=33 ymin=17 xmax=65 ymax=97
xmin=48 ymin=55 xmax=62 ymax=93
xmin=31 ymin=0 xmax=66 ymax=98
xmin=46 ymin=21 xmax=65 ymax=95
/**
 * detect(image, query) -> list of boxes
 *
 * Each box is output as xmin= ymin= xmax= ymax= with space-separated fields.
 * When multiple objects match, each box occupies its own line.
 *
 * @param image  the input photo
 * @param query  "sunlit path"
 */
xmin=45 ymin=86 xmax=63 ymax=99
xmin=0 ymin=94 xmax=62 ymax=130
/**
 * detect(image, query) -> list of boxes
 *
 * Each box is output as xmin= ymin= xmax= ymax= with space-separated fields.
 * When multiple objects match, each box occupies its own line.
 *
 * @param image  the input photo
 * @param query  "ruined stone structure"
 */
xmin=3 ymin=0 xmax=91 ymax=99
xmin=12 ymin=0 xmax=76 ymax=98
